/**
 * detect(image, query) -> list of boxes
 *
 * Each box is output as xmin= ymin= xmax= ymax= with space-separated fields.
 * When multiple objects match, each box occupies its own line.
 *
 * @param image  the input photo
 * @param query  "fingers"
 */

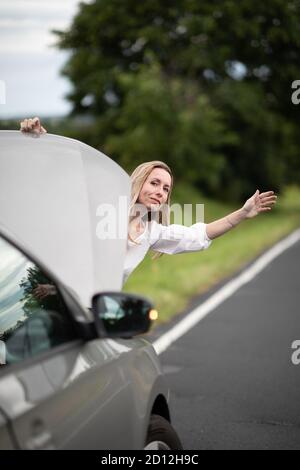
xmin=20 ymin=118 xmax=34 ymax=131
xmin=260 ymin=195 xmax=277 ymax=207
xmin=258 ymin=191 xmax=277 ymax=207
xmin=260 ymin=195 xmax=277 ymax=202
xmin=261 ymin=202 xmax=276 ymax=209
xmin=20 ymin=117 xmax=47 ymax=134
xmin=259 ymin=191 xmax=275 ymax=197
xmin=260 ymin=194 xmax=277 ymax=200
xmin=20 ymin=119 xmax=29 ymax=131
xmin=260 ymin=198 xmax=277 ymax=211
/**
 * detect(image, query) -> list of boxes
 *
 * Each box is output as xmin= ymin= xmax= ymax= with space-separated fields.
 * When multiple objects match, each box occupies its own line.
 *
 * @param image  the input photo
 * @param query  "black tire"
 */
xmin=144 ymin=414 xmax=183 ymax=450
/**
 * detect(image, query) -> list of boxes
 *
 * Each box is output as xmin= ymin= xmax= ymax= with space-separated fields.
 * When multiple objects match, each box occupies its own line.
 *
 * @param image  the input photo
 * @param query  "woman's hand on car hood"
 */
xmin=20 ymin=117 xmax=47 ymax=135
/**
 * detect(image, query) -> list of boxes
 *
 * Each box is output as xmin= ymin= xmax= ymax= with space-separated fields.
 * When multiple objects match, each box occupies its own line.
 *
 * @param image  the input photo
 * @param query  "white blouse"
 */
xmin=123 ymin=220 xmax=212 ymax=285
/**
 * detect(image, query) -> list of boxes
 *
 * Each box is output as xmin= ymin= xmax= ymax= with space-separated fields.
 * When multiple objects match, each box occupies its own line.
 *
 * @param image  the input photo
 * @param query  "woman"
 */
xmin=20 ymin=118 xmax=277 ymax=285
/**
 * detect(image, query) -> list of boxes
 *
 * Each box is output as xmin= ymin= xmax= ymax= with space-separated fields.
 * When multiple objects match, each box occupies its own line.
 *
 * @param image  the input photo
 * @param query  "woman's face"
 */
xmin=138 ymin=168 xmax=172 ymax=210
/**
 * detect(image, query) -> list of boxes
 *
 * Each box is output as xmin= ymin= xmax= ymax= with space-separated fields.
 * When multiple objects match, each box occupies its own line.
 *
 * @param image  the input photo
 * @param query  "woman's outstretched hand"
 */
xmin=242 ymin=190 xmax=277 ymax=218
xmin=20 ymin=117 xmax=47 ymax=135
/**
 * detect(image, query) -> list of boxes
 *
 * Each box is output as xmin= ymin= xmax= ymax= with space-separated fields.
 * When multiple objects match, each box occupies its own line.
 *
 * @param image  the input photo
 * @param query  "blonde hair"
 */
xmin=129 ymin=161 xmax=173 ymax=259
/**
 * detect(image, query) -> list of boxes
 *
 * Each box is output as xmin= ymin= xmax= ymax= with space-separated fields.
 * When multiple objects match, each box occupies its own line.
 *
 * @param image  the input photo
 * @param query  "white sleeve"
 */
xmin=148 ymin=221 xmax=212 ymax=255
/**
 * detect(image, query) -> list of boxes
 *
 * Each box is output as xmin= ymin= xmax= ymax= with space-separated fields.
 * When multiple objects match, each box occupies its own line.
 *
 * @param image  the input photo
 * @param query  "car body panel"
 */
xmin=0 ymin=410 xmax=14 ymax=449
xmin=0 ymin=131 xmax=130 ymax=307
xmin=0 ymin=131 xmax=174 ymax=450
xmin=0 ymin=335 xmax=167 ymax=449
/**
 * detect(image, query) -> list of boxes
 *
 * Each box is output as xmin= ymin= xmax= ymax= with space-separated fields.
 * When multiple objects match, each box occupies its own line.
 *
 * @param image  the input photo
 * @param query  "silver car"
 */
xmin=0 ymin=131 xmax=182 ymax=450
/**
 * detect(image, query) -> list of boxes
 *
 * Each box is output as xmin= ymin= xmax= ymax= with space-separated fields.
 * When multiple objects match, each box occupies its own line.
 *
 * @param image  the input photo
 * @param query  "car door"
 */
xmin=0 ymin=233 xmax=136 ymax=449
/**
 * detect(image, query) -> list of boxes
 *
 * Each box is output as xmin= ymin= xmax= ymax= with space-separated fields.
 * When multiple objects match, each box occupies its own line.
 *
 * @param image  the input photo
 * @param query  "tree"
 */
xmin=53 ymin=0 xmax=300 ymax=200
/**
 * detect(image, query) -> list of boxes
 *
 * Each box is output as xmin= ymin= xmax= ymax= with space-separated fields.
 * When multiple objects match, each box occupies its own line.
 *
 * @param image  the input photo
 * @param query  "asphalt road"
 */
xmin=159 ymin=239 xmax=300 ymax=450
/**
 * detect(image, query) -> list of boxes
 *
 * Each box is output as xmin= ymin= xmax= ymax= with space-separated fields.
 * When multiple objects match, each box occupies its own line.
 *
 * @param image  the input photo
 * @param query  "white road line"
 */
xmin=153 ymin=228 xmax=300 ymax=355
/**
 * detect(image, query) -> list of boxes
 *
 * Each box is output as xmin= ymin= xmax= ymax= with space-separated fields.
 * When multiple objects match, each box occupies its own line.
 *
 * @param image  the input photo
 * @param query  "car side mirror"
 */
xmin=92 ymin=292 xmax=157 ymax=338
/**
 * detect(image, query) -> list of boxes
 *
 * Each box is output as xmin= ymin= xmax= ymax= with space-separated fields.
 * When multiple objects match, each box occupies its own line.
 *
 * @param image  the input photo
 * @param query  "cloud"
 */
xmin=0 ymin=0 xmax=86 ymax=16
xmin=0 ymin=51 xmax=72 ymax=117
xmin=0 ymin=0 xmax=92 ymax=52
xmin=0 ymin=26 xmax=68 ymax=54
xmin=0 ymin=0 xmax=92 ymax=117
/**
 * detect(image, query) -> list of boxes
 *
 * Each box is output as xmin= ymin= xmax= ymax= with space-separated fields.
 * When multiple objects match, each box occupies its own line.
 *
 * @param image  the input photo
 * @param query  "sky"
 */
xmin=0 ymin=0 xmax=92 ymax=119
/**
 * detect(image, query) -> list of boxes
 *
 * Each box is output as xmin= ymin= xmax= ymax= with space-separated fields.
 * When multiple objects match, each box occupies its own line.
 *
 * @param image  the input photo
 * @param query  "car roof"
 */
xmin=0 ymin=131 xmax=130 ymax=307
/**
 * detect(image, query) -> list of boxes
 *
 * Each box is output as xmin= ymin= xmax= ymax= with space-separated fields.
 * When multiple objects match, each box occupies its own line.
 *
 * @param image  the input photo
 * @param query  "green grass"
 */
xmin=123 ymin=184 xmax=300 ymax=326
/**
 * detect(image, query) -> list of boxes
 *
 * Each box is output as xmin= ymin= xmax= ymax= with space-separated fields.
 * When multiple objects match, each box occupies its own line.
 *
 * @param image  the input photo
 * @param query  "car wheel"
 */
xmin=144 ymin=414 xmax=183 ymax=450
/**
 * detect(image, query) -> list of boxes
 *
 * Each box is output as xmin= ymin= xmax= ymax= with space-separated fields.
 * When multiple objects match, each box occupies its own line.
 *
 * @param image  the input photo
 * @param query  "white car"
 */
xmin=0 ymin=131 xmax=182 ymax=450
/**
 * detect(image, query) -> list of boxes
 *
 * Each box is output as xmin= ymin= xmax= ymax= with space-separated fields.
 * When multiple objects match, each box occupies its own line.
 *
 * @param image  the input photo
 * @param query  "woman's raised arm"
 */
xmin=206 ymin=190 xmax=277 ymax=240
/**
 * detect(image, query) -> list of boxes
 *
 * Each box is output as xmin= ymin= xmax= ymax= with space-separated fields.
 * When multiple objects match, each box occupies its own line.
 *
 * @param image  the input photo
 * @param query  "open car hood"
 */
xmin=0 ymin=131 xmax=130 ymax=307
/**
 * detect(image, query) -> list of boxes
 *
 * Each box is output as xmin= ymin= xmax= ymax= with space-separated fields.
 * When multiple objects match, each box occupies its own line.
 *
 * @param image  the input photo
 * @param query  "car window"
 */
xmin=0 ymin=235 xmax=78 ymax=366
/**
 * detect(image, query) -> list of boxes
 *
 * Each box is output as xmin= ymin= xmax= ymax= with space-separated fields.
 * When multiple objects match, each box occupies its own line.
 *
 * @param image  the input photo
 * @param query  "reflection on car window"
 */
xmin=101 ymin=296 xmax=125 ymax=320
xmin=0 ymin=236 xmax=78 ymax=366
